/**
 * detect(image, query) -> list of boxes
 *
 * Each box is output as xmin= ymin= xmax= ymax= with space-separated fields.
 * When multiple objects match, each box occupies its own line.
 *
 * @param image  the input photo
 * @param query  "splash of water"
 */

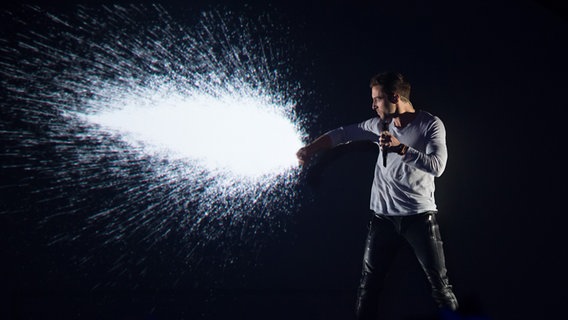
xmin=82 ymin=89 xmax=303 ymax=178
xmin=0 ymin=4 xmax=308 ymax=286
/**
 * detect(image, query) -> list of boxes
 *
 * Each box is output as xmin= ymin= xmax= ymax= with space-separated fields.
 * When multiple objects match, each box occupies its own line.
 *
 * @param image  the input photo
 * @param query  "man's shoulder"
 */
xmin=416 ymin=110 xmax=443 ymax=124
xmin=365 ymin=116 xmax=381 ymax=124
xmin=413 ymin=110 xmax=446 ymax=135
xmin=356 ymin=116 xmax=381 ymax=129
xmin=417 ymin=109 xmax=434 ymax=119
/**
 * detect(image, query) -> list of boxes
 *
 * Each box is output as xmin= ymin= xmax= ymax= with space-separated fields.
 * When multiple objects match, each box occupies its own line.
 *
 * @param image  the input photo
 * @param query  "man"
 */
xmin=296 ymin=72 xmax=459 ymax=319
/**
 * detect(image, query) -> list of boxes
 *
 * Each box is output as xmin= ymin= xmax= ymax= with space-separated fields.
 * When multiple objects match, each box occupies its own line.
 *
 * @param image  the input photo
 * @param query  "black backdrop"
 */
xmin=1 ymin=0 xmax=567 ymax=319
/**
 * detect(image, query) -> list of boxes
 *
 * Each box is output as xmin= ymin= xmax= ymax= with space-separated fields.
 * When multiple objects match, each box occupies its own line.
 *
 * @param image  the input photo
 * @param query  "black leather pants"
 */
xmin=355 ymin=212 xmax=459 ymax=319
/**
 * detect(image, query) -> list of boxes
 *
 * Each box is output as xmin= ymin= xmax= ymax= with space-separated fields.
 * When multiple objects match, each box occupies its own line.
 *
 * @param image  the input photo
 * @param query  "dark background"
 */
xmin=1 ymin=0 xmax=567 ymax=319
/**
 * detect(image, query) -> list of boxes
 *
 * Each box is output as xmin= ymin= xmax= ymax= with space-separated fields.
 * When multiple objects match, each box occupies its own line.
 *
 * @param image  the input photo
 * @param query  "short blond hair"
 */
xmin=369 ymin=72 xmax=411 ymax=100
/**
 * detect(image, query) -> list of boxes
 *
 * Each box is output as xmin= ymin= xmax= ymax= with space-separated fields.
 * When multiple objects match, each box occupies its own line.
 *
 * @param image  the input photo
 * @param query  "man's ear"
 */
xmin=389 ymin=93 xmax=399 ymax=104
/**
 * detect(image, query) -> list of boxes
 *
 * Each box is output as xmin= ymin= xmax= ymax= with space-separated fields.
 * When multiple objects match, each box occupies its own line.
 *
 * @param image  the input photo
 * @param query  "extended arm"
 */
xmin=297 ymin=119 xmax=382 ymax=166
xmin=296 ymin=134 xmax=333 ymax=166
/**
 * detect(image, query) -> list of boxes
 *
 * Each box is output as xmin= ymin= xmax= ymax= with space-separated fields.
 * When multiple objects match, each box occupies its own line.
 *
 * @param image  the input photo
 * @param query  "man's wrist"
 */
xmin=395 ymin=144 xmax=408 ymax=155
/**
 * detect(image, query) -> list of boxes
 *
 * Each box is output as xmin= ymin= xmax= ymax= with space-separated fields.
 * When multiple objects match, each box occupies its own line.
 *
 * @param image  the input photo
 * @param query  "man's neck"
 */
xmin=393 ymin=102 xmax=416 ymax=128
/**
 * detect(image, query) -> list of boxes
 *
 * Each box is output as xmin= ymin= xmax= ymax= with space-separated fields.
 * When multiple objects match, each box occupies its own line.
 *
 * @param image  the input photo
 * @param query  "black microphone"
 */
xmin=381 ymin=119 xmax=390 ymax=167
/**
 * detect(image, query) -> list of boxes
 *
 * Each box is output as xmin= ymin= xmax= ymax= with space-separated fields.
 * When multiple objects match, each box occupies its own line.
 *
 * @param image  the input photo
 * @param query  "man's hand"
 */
xmin=296 ymin=146 xmax=313 ymax=166
xmin=296 ymin=134 xmax=332 ymax=166
xmin=379 ymin=131 xmax=402 ymax=153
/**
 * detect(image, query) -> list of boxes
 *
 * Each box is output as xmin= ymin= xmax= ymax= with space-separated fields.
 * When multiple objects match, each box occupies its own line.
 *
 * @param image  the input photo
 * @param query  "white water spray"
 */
xmin=0 ymin=4 xmax=309 ymax=285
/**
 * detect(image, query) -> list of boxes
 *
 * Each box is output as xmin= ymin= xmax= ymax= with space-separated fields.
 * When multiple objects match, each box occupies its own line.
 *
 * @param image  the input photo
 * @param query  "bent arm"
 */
xmin=402 ymin=119 xmax=448 ymax=177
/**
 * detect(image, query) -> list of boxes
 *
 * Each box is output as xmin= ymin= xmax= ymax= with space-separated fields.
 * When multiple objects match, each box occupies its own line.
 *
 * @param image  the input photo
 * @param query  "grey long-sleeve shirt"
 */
xmin=327 ymin=110 xmax=448 ymax=216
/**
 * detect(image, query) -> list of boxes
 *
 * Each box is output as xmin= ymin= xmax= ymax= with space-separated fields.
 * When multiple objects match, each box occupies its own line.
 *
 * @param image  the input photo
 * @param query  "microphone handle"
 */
xmin=381 ymin=120 xmax=389 ymax=167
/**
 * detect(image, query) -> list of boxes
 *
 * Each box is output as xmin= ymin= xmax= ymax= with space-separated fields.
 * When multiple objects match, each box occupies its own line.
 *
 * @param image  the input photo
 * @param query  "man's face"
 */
xmin=371 ymin=85 xmax=396 ymax=119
